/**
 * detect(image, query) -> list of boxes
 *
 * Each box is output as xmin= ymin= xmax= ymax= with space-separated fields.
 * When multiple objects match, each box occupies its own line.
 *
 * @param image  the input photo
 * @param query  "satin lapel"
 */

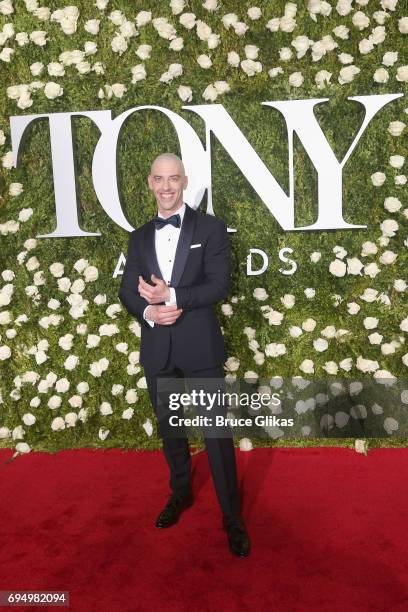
xmin=143 ymin=221 xmax=163 ymax=281
xmin=170 ymin=205 xmax=197 ymax=287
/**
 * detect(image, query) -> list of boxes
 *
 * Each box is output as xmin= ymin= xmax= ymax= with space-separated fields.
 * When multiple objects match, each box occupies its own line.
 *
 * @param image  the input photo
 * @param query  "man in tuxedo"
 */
xmin=118 ymin=152 xmax=250 ymax=557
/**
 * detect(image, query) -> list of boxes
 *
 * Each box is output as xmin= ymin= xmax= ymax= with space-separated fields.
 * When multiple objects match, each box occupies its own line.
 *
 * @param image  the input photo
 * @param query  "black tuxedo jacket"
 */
xmin=118 ymin=204 xmax=230 ymax=372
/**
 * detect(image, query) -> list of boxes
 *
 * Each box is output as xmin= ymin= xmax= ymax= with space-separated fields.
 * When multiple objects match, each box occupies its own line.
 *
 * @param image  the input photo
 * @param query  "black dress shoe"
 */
xmin=155 ymin=493 xmax=193 ymax=528
xmin=223 ymin=516 xmax=250 ymax=557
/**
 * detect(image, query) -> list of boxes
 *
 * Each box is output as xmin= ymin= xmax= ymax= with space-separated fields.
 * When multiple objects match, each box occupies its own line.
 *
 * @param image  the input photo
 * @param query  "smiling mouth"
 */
xmin=160 ymin=193 xmax=175 ymax=199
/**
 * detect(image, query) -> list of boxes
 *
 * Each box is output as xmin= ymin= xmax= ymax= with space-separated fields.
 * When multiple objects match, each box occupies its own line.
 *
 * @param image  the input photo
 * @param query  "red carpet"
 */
xmin=1 ymin=446 xmax=407 ymax=612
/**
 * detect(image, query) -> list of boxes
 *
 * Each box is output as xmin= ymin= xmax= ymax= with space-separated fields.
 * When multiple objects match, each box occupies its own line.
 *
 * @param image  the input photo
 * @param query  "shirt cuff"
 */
xmin=143 ymin=305 xmax=154 ymax=328
xmin=165 ymin=287 xmax=177 ymax=306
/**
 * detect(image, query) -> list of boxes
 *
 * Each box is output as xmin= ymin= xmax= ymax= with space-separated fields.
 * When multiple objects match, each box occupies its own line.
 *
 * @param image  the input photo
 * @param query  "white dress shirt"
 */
xmin=142 ymin=203 xmax=185 ymax=327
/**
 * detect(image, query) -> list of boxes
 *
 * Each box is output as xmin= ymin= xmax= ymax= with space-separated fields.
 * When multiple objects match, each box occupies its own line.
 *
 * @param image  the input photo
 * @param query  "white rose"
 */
xmin=225 ymin=356 xmax=239 ymax=372
xmin=364 ymin=263 xmax=380 ymax=278
xmin=399 ymin=17 xmax=408 ymax=34
xmin=289 ymin=71 xmax=304 ymax=87
xmin=371 ymin=26 xmax=386 ymax=45
xmin=244 ymin=44 xmax=259 ymax=60
xmin=177 ymin=85 xmax=192 ymax=101
xmin=281 ymin=294 xmax=295 ymax=308
xmin=240 ymin=59 xmax=262 ymax=76
xmin=360 ymin=288 xmax=378 ymax=302
xmin=383 ymin=196 xmax=401 ymax=212
xmin=231 ymin=20 xmax=247 ymax=36
xmin=347 ymin=257 xmax=363 ymax=275
xmin=373 ymin=67 xmax=389 ymax=83
xmin=169 ymin=37 xmax=184 ymax=51
xmin=379 ymin=250 xmax=397 ymax=264
xmin=394 ymin=279 xmax=407 ymax=292
xmin=329 ymin=259 xmax=346 ymax=277
xmin=227 ymin=51 xmax=240 ymax=67
xmin=380 ymin=219 xmax=398 ymax=236
xmin=214 ymin=81 xmax=230 ymax=95
xmin=313 ymin=338 xmax=328 ymax=352
xmin=299 ymin=359 xmax=314 ymax=374
xmin=352 ymin=11 xmax=370 ymax=30
xmin=303 ymin=287 xmax=316 ymax=300
xmin=279 ymin=47 xmax=292 ymax=61
xmin=84 ymin=265 xmax=98 ymax=282
xmin=338 ymin=53 xmax=354 ymax=64
xmin=16 ymin=442 xmax=31 ymax=453
xmin=338 ymin=65 xmax=360 ymax=84
xmin=265 ymin=343 xmax=286 ymax=357
xmin=397 ymin=66 xmax=408 ymax=82
xmin=381 ymin=0 xmax=398 ymax=10
xmin=84 ymin=41 xmax=97 ymax=56
xmin=48 ymin=62 xmax=65 ymax=77
xmin=253 ymin=287 xmax=268 ymax=301
xmin=381 ymin=343 xmax=395 ymax=356
xmin=371 ymin=171 xmax=386 ymax=186
xmin=51 ymin=417 xmax=65 ymax=431
xmin=363 ymin=317 xmax=378 ymax=330
xmin=368 ymin=332 xmax=383 ymax=344
xmin=315 ymin=70 xmax=332 ymax=88
xmin=356 ymin=356 xmax=379 ymax=372
xmin=389 ymin=155 xmax=405 ymax=169
xmin=360 ymin=242 xmax=378 ymax=259
xmin=196 ymin=19 xmax=212 ymax=41
xmin=0 ymin=345 xmax=11 ymax=360
xmin=44 ymin=81 xmax=63 ymax=99
xmin=29 ymin=62 xmax=43 ymax=78
xmin=135 ymin=10 xmax=151 ymax=27
xmin=65 ymin=412 xmax=78 ymax=427
xmin=180 ymin=12 xmax=196 ymax=29
xmin=289 ymin=326 xmax=303 ymax=338
xmin=302 ymin=318 xmax=316 ymax=332
xmin=400 ymin=317 xmax=408 ymax=332
xmin=64 ymin=355 xmax=79 ymax=370
xmin=153 ymin=17 xmax=177 ymax=40
xmin=336 ymin=0 xmax=353 ymax=16
xmin=111 ymin=34 xmax=127 ymax=55
xmin=388 ymin=121 xmax=405 ymax=136
xmin=239 ymin=438 xmax=253 ymax=451
xmin=333 ymin=25 xmax=349 ymax=39
xmin=135 ymin=44 xmax=151 ymax=61
xmin=84 ymin=18 xmax=100 ymax=35
xmin=266 ymin=18 xmax=280 ymax=32
xmin=171 ymin=0 xmax=185 ymax=14
xmin=382 ymin=51 xmax=398 ymax=66
xmin=197 ymin=54 xmax=212 ymax=69
xmin=280 ymin=16 xmax=296 ymax=32
xmin=9 ymin=182 xmax=23 ymax=196
xmin=310 ymin=251 xmax=321 ymax=262
xmin=131 ymin=64 xmax=147 ymax=83
xmin=30 ymin=30 xmax=47 ymax=46
xmin=324 ymin=362 xmax=338 ymax=375
xmin=122 ymin=407 xmax=134 ymax=420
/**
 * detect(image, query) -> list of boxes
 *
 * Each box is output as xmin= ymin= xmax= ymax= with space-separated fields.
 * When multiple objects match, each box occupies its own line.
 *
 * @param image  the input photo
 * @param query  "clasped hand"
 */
xmin=138 ymin=274 xmax=183 ymax=325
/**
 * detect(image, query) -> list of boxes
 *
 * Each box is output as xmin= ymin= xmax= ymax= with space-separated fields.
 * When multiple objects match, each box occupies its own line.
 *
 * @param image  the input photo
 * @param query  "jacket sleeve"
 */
xmin=174 ymin=220 xmax=230 ymax=309
xmin=118 ymin=230 xmax=151 ymax=327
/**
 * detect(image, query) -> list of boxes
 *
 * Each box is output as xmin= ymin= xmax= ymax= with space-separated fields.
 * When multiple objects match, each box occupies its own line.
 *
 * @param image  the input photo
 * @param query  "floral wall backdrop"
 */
xmin=0 ymin=0 xmax=407 ymax=455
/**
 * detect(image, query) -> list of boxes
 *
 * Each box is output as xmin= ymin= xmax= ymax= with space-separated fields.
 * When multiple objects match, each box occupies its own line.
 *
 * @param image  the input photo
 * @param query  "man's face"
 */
xmin=147 ymin=158 xmax=188 ymax=216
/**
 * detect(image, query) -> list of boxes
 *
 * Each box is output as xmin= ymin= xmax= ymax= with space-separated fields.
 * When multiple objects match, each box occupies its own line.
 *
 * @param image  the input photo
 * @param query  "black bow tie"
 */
xmin=154 ymin=213 xmax=181 ymax=230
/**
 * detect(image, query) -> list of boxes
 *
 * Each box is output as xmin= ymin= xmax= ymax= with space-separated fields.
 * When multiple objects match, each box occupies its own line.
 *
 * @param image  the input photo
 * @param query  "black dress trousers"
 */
xmin=144 ymin=354 xmax=241 ymax=521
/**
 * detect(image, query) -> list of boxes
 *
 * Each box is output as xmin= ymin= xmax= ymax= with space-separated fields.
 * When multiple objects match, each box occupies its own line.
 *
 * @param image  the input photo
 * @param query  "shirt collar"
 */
xmin=157 ymin=202 xmax=186 ymax=221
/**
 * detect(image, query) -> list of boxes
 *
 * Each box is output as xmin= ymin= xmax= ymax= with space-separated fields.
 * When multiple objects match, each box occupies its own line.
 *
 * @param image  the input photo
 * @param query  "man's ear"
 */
xmin=147 ymin=175 xmax=153 ymax=191
xmin=183 ymin=175 xmax=188 ymax=189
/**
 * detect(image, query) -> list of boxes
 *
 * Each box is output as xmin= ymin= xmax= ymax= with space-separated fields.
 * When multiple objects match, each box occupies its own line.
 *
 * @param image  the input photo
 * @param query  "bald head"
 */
xmin=150 ymin=152 xmax=185 ymax=176
xmin=148 ymin=152 xmax=188 ymax=216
